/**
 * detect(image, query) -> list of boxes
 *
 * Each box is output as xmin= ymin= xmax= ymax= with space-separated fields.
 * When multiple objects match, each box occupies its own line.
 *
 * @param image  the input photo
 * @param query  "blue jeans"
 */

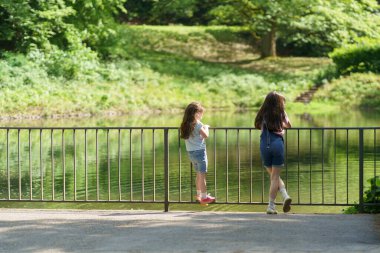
xmin=188 ymin=149 xmax=208 ymax=173
xmin=260 ymin=130 xmax=284 ymax=168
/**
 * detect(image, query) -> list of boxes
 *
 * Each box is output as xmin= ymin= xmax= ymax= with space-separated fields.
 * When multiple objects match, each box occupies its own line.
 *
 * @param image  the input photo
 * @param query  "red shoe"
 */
xmin=200 ymin=195 xmax=215 ymax=205
xmin=194 ymin=195 xmax=201 ymax=202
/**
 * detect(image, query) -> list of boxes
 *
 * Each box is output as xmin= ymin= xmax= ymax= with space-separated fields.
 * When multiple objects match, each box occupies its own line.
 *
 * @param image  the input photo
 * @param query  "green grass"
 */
xmin=0 ymin=24 xmax=365 ymax=118
xmin=312 ymin=72 xmax=380 ymax=111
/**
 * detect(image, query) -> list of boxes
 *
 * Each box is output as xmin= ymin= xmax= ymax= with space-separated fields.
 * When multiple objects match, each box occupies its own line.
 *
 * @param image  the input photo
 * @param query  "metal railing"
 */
xmin=0 ymin=127 xmax=378 ymax=212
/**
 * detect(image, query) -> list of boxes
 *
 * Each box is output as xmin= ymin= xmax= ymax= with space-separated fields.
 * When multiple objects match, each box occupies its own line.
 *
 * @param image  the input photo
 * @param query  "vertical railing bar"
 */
xmin=130 ymin=129 xmax=133 ymax=201
xmin=17 ymin=129 xmax=22 ymax=200
xmin=214 ymin=129 xmax=217 ymax=200
xmin=309 ymin=129 xmax=312 ymax=204
xmin=262 ymin=134 xmax=265 ymax=204
xmin=359 ymin=129 xmax=364 ymax=212
xmin=285 ymin=130 xmax=288 ymax=189
xmin=40 ymin=129 xmax=43 ymax=200
xmin=178 ymin=129 xmax=181 ymax=202
xmin=190 ymin=162 xmax=193 ymax=202
xmin=334 ymin=129 xmax=337 ymax=205
xmin=226 ymin=129 xmax=229 ymax=203
xmin=249 ymin=129 xmax=252 ymax=203
xmin=164 ymin=128 xmax=169 ymax=212
xmin=237 ymin=129 xmax=240 ymax=203
xmin=374 ymin=129 xmax=377 ymax=192
xmin=73 ymin=129 xmax=77 ymax=201
xmin=85 ymin=129 xmax=88 ymax=201
xmin=167 ymin=130 xmax=170 ymax=202
xmin=118 ymin=129 xmax=121 ymax=201
xmin=107 ymin=129 xmax=110 ymax=201
xmin=322 ymin=129 xmax=324 ymax=204
xmin=51 ymin=130 xmax=55 ymax=201
xmin=153 ymin=129 xmax=156 ymax=201
xmin=346 ymin=129 xmax=349 ymax=204
xmin=27 ymin=129 xmax=30 ymax=200
xmin=141 ymin=129 xmax=144 ymax=201
xmin=297 ymin=129 xmax=300 ymax=204
xmin=7 ymin=129 xmax=10 ymax=200
xmin=95 ymin=129 xmax=99 ymax=201
xmin=62 ymin=130 xmax=66 ymax=201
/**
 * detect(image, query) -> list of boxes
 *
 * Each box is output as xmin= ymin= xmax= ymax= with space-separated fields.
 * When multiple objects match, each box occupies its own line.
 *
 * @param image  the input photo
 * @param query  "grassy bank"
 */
xmin=312 ymin=72 xmax=380 ymax=111
xmin=0 ymin=25 xmax=343 ymax=119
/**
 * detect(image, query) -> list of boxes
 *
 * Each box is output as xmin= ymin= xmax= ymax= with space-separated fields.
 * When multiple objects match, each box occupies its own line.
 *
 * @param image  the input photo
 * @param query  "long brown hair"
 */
xmin=254 ymin=91 xmax=286 ymax=131
xmin=180 ymin=102 xmax=204 ymax=139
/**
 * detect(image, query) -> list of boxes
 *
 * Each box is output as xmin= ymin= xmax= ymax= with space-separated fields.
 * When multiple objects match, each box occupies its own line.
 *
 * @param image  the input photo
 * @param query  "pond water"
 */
xmin=0 ymin=109 xmax=379 ymax=206
xmin=2 ymin=108 xmax=379 ymax=128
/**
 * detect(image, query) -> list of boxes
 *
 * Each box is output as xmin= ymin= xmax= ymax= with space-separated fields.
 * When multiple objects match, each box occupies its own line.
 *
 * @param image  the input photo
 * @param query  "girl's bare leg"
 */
xmin=196 ymin=172 xmax=206 ymax=193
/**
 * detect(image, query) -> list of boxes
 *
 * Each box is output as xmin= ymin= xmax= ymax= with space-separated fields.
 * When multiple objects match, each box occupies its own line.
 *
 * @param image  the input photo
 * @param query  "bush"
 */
xmin=27 ymin=46 xmax=100 ymax=80
xmin=344 ymin=176 xmax=380 ymax=214
xmin=329 ymin=38 xmax=380 ymax=75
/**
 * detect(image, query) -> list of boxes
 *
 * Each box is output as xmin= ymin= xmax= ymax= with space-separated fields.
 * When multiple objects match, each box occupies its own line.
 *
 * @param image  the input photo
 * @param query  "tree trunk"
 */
xmin=260 ymin=21 xmax=276 ymax=58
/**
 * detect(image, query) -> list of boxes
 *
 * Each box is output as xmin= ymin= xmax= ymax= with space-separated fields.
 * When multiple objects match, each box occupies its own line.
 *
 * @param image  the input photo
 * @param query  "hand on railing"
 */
xmin=200 ymin=125 xmax=210 ymax=139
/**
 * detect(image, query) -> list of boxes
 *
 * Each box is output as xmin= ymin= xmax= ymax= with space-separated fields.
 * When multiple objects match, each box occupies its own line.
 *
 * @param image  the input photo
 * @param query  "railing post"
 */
xmin=164 ymin=128 xmax=169 ymax=212
xmin=359 ymin=129 xmax=364 ymax=213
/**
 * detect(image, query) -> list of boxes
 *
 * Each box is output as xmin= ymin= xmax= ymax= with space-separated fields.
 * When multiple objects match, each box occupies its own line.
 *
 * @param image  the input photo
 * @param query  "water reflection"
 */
xmin=0 ymin=108 xmax=379 ymax=127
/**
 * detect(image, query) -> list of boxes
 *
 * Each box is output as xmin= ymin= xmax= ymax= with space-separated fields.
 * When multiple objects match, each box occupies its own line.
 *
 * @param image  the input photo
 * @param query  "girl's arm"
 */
xmin=283 ymin=112 xmax=292 ymax=128
xmin=200 ymin=125 xmax=209 ymax=139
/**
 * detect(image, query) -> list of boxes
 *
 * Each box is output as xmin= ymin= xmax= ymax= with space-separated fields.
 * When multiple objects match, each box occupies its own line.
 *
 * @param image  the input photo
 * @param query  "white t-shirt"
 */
xmin=185 ymin=121 xmax=206 ymax=151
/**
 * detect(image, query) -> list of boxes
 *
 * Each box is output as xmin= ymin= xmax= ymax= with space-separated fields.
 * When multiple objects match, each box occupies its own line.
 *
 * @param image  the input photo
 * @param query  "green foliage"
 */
xmin=123 ymin=0 xmax=155 ymax=23
xmin=0 ymin=26 xmax=332 ymax=117
xmin=314 ymin=73 xmax=380 ymax=110
xmin=225 ymin=0 xmax=380 ymax=56
xmin=0 ymin=53 xmax=49 ymax=89
xmin=364 ymin=177 xmax=380 ymax=205
xmin=124 ymin=0 xmax=223 ymax=25
xmin=208 ymin=4 xmax=244 ymax=25
xmin=280 ymin=0 xmax=380 ymax=55
xmin=112 ymin=25 xmax=255 ymax=62
xmin=122 ymin=0 xmax=380 ymax=56
xmin=344 ymin=176 xmax=380 ymax=214
xmin=0 ymin=0 xmax=127 ymax=80
xmin=329 ymin=38 xmax=380 ymax=75
xmin=0 ymin=0 xmax=126 ymax=56
xmin=27 ymin=46 xmax=100 ymax=79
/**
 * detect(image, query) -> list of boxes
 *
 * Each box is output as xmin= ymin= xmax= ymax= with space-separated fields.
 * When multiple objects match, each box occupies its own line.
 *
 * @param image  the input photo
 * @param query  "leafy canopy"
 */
xmin=0 ymin=0 xmax=126 ymax=54
xmin=217 ymin=0 xmax=380 ymax=54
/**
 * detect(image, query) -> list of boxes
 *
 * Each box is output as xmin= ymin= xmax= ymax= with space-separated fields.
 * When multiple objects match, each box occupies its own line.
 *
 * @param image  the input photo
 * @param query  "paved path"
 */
xmin=0 ymin=209 xmax=379 ymax=253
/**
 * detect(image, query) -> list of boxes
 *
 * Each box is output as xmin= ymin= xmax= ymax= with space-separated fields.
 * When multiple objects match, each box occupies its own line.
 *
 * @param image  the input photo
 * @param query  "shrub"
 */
xmin=344 ymin=176 xmax=380 ymax=214
xmin=329 ymin=38 xmax=380 ymax=75
xmin=27 ymin=46 xmax=100 ymax=80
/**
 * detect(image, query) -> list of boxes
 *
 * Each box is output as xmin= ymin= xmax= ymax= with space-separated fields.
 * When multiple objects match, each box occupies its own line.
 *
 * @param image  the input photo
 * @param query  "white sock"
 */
xmin=279 ymin=187 xmax=290 ymax=199
xmin=201 ymin=192 xmax=207 ymax=199
xmin=196 ymin=190 xmax=201 ymax=196
xmin=269 ymin=198 xmax=275 ymax=208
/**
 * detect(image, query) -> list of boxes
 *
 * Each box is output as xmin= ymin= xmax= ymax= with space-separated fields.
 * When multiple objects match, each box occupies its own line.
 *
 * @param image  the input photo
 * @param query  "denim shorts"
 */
xmin=188 ymin=149 xmax=208 ymax=173
xmin=260 ymin=130 xmax=284 ymax=168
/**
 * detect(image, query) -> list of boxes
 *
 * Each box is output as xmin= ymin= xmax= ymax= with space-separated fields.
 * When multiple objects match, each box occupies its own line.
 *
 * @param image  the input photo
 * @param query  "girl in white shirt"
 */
xmin=180 ymin=102 xmax=215 ymax=205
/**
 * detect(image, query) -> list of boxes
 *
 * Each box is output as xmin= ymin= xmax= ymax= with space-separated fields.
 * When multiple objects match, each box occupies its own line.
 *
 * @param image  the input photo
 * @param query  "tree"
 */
xmin=0 ymin=0 xmax=126 ymax=54
xmin=223 ymin=0 xmax=380 ymax=57
xmin=123 ymin=0 xmax=223 ymax=25
xmin=123 ymin=0 xmax=155 ymax=24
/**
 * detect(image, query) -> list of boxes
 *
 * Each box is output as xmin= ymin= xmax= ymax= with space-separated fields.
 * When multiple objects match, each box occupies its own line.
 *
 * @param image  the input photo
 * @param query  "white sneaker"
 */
xmin=283 ymin=197 xmax=292 ymax=213
xmin=266 ymin=206 xmax=278 ymax=214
